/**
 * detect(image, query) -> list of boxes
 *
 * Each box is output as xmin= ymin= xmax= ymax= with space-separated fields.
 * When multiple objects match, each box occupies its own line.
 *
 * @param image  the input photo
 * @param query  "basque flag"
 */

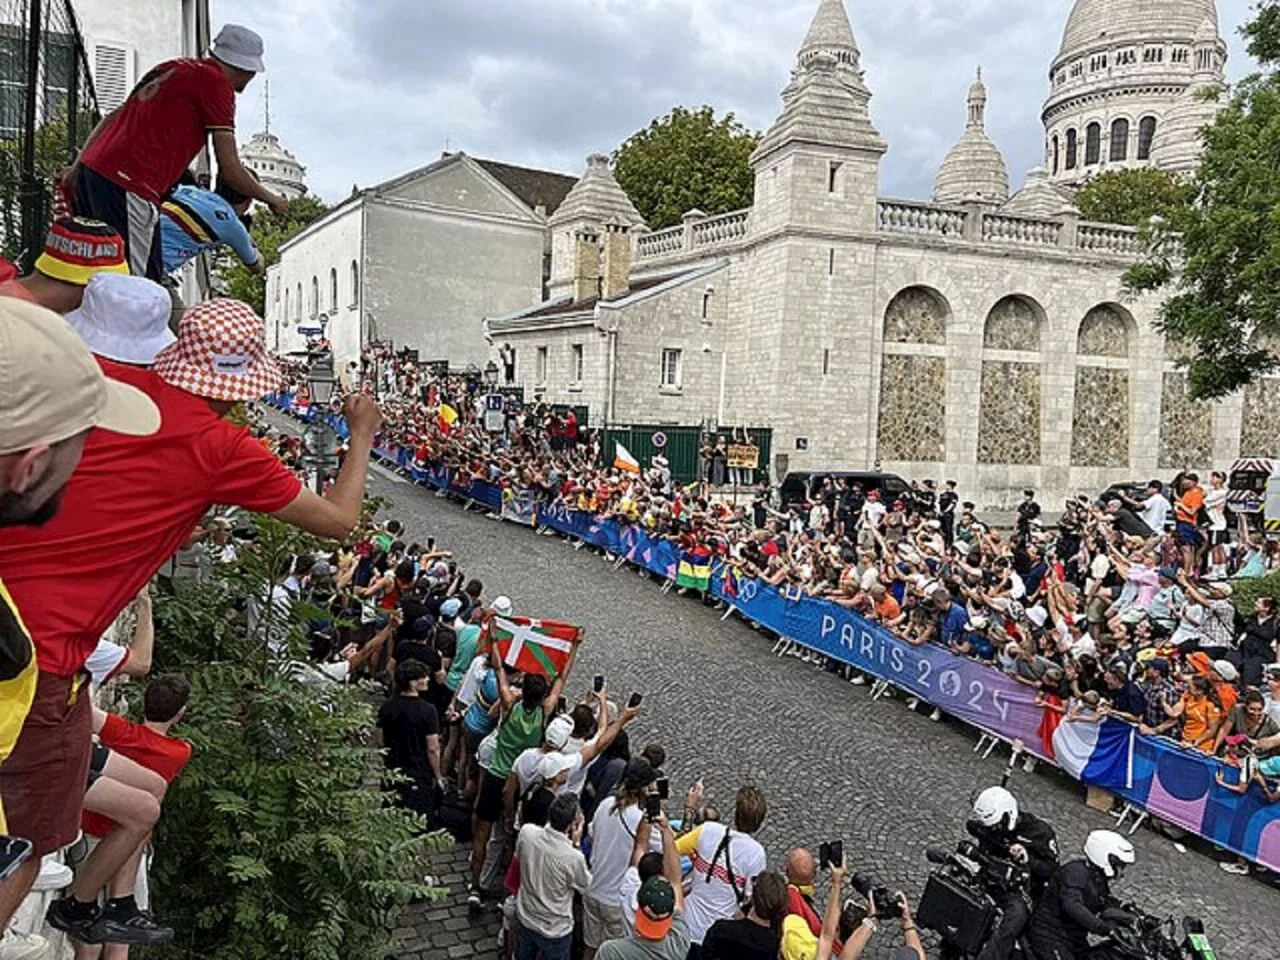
xmin=483 ymin=615 xmax=582 ymax=680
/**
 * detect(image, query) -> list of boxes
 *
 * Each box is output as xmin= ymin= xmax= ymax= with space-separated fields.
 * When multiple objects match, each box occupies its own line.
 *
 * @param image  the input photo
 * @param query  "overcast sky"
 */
xmin=216 ymin=0 xmax=1258 ymax=206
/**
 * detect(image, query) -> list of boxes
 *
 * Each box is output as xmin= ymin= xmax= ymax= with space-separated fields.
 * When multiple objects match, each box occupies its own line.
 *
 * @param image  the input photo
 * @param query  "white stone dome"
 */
xmin=242 ymin=131 xmax=308 ymax=201
xmin=1152 ymin=61 xmax=1225 ymax=174
xmin=934 ymin=71 xmax=1009 ymax=205
xmin=1059 ymin=0 xmax=1218 ymax=57
xmin=1003 ymin=167 xmax=1077 ymax=219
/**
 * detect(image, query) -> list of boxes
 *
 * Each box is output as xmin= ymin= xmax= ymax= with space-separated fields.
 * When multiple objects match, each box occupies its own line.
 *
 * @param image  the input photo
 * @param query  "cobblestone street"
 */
xmin=370 ymin=466 xmax=1279 ymax=960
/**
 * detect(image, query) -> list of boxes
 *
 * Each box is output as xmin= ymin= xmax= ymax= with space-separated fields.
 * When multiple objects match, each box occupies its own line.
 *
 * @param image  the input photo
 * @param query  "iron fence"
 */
xmin=0 ymin=0 xmax=98 ymax=269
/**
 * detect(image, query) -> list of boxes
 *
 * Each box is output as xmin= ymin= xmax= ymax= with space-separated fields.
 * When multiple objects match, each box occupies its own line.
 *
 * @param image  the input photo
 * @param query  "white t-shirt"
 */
xmin=586 ymin=796 xmax=659 ymax=907
xmin=454 ymin=656 xmax=488 ymax=708
xmin=678 ymin=822 xmax=767 ymax=944
xmin=860 ymin=501 xmax=886 ymax=529
xmin=1204 ymin=487 xmax=1228 ymax=531
xmin=85 ymin=638 xmax=129 ymax=686
xmin=618 ymin=865 xmax=642 ymax=934
xmin=1138 ymin=494 xmax=1171 ymax=532
xmin=808 ymin=503 xmax=829 ymax=530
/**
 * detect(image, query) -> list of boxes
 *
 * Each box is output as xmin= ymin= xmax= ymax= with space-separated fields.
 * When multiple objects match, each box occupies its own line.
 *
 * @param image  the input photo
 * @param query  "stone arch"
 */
xmin=1242 ymin=328 xmax=1280 ymax=457
xmin=1071 ymin=304 xmax=1134 ymax=467
xmin=877 ymin=286 xmax=949 ymax=462
xmin=882 ymin=286 xmax=949 ymax=345
xmin=1077 ymin=304 xmax=1132 ymax=358
xmin=978 ymin=296 xmax=1044 ymax=465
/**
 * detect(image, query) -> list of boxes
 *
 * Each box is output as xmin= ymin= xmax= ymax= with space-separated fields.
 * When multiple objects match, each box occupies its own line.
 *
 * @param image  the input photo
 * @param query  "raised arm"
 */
xmin=121 ymin=587 xmax=155 ymax=677
xmin=816 ymin=857 xmax=847 ymax=960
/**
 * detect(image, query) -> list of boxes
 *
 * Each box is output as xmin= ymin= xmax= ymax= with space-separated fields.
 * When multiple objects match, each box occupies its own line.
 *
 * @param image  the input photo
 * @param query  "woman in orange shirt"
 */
xmin=1167 ymin=675 xmax=1223 ymax=752
xmin=1174 ymin=475 xmax=1205 ymax=576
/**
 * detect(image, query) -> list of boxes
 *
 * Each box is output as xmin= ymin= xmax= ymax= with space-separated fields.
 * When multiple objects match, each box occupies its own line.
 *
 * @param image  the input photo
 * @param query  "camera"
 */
xmin=850 ymin=872 xmax=903 ymax=919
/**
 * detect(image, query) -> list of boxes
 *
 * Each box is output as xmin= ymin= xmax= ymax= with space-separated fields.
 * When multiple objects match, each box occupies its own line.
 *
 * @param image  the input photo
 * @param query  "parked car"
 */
xmin=778 ymin=470 xmax=911 ymax=509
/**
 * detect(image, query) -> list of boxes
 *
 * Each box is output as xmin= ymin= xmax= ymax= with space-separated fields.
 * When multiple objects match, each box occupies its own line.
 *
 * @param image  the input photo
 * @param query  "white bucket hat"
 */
xmin=211 ymin=24 xmax=266 ymax=74
xmin=65 ymin=274 xmax=175 ymax=366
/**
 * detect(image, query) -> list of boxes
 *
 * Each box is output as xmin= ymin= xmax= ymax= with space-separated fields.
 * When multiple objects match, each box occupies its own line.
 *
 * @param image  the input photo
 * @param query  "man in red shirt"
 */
xmin=69 ymin=24 xmax=288 ymax=279
xmin=0 ymin=218 xmax=129 ymax=313
xmin=0 ymin=299 xmax=382 ymax=934
xmin=73 ymin=675 xmax=192 ymax=956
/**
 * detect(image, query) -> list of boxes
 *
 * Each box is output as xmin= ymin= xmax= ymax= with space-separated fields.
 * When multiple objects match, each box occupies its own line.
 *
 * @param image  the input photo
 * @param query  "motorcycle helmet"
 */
xmin=972 ymin=786 xmax=1019 ymax=831
xmin=1083 ymin=830 xmax=1135 ymax=879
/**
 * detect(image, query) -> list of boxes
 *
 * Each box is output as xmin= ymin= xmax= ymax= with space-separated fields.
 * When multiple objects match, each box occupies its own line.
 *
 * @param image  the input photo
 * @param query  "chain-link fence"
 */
xmin=0 ymin=0 xmax=97 ymax=269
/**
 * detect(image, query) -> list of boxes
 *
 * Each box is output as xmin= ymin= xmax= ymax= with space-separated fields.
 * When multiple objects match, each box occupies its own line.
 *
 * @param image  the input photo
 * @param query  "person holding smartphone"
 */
xmin=815 ymin=858 xmax=924 ymax=960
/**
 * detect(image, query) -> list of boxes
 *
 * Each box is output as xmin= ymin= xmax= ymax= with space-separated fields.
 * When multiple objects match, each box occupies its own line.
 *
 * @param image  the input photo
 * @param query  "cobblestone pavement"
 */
xmin=341 ymin=462 xmax=1277 ymax=959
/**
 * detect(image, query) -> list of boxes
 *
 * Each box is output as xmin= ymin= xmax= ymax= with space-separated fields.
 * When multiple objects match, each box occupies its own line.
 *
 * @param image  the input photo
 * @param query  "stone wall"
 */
xmin=1159 ymin=372 xmax=1214 ymax=469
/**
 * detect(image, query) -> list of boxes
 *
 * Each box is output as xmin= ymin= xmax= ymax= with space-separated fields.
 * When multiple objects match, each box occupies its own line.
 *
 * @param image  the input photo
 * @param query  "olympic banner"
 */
xmin=259 ymin=397 xmax=1280 ymax=875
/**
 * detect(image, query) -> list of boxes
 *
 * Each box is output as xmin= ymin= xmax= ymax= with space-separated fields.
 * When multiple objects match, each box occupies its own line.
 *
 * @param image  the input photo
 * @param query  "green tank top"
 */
xmin=491 ymin=702 xmax=544 ymax=778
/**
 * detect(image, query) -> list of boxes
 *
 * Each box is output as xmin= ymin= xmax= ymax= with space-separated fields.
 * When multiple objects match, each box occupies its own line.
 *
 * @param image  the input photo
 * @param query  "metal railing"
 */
xmin=0 ymin=0 xmax=98 ymax=270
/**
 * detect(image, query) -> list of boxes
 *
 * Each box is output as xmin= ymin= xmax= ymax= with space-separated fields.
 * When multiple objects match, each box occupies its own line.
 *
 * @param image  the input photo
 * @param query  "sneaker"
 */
xmin=83 ymin=905 xmax=174 ymax=946
xmin=850 ymin=674 xmax=868 ymax=686
xmin=905 ymin=697 xmax=920 ymax=710
xmin=1220 ymin=860 xmax=1250 ymax=875
xmin=47 ymin=896 xmax=107 ymax=942
xmin=467 ymin=885 xmax=483 ymax=910
xmin=0 ymin=928 xmax=48 ymax=960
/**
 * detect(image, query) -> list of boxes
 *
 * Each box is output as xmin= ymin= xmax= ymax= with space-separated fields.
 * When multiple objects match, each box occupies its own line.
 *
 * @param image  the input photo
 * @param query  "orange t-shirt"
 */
xmin=1181 ymin=695 xmax=1222 ymax=751
xmin=1177 ymin=487 xmax=1204 ymax=524
xmin=875 ymin=594 xmax=902 ymax=621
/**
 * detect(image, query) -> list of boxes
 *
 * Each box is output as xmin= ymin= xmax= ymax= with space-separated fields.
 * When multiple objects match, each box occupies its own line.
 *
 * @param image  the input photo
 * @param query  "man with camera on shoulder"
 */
xmin=814 ymin=852 xmax=925 ymax=960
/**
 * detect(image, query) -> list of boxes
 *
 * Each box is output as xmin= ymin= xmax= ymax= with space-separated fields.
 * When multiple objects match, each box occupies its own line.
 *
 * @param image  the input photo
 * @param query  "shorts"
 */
xmin=0 ymin=648 xmax=37 ymax=835
xmin=87 ymin=741 xmax=110 ymax=787
xmin=475 ymin=769 xmax=507 ymax=823
xmin=0 ymin=672 xmax=92 ymax=856
xmin=1176 ymin=521 xmax=1201 ymax=547
xmin=73 ymin=165 xmax=163 ymax=280
xmin=582 ymin=895 xmax=627 ymax=948
xmin=1209 ymin=528 xmax=1230 ymax=547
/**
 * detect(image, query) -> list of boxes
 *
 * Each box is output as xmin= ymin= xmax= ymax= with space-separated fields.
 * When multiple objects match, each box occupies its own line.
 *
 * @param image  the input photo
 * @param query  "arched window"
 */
xmin=296 ymin=284 xmax=302 ymax=321
xmin=978 ymin=296 xmax=1045 ymax=466
xmin=1051 ymin=135 xmax=1060 ymax=175
xmin=1137 ymin=116 xmax=1157 ymax=160
xmin=310 ymin=276 xmax=319 ymax=318
xmin=284 ymin=287 xmax=290 ymax=321
xmin=349 ymin=260 xmax=359 ymax=308
xmin=1110 ymin=118 xmax=1129 ymax=161
xmin=1072 ymin=305 xmax=1133 ymax=468
xmin=329 ymin=268 xmax=338 ymax=312
xmin=877 ymin=287 xmax=950 ymax=463
xmin=1065 ymin=129 xmax=1078 ymax=170
xmin=1085 ymin=122 xmax=1101 ymax=165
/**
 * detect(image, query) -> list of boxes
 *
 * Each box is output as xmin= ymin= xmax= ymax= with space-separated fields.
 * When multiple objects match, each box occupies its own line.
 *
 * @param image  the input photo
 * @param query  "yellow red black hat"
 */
xmin=34 ymin=217 xmax=129 ymax=285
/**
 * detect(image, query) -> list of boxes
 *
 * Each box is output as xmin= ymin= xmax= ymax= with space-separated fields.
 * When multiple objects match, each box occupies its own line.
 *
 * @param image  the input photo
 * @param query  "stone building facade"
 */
xmin=488 ymin=0 xmax=1274 ymax=508
xmin=266 ymin=152 xmax=577 ymax=376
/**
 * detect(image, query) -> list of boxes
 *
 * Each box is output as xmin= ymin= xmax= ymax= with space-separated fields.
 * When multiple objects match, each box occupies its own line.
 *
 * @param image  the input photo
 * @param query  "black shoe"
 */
xmin=46 ymin=897 xmax=104 ymax=943
xmin=83 ymin=906 xmax=174 ymax=945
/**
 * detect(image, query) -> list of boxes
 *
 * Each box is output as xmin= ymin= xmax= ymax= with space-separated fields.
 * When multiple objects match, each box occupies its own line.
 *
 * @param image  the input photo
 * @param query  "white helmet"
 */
xmin=972 ymin=787 xmax=1019 ymax=831
xmin=1083 ymin=830 xmax=1135 ymax=879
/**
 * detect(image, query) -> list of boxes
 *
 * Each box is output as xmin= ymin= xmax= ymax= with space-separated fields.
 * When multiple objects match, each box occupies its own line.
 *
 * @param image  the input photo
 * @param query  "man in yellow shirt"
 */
xmin=0 ymin=297 xmax=160 ymax=928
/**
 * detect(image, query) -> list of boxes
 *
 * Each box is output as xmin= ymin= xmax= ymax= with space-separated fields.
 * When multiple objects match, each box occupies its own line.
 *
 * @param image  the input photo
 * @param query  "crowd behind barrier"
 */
xmin=264 ymin=392 xmax=1280 ymax=877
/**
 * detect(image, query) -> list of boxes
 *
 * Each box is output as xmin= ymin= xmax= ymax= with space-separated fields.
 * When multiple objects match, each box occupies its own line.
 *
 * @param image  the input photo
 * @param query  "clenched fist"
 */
xmin=344 ymin=394 xmax=384 ymax=436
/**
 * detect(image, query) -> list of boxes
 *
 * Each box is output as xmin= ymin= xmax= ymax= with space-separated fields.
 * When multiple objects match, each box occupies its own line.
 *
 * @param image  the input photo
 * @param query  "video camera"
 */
xmin=849 ymin=871 xmax=904 ymax=920
xmin=916 ymin=846 xmax=1005 ymax=955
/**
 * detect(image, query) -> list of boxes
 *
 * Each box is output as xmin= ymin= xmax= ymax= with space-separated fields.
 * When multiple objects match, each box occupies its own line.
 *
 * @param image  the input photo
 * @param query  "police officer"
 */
xmin=1030 ymin=830 xmax=1135 ymax=960
xmin=965 ymin=787 xmax=1060 ymax=960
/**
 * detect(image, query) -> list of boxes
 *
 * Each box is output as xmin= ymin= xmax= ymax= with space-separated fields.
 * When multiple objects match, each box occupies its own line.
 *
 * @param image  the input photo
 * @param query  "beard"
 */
xmin=0 ymin=485 xmax=66 ymax=528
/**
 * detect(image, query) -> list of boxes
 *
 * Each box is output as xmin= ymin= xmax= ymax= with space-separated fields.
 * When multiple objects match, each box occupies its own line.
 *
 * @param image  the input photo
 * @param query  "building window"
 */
xmin=1172 ymin=47 xmax=1189 ymax=64
xmin=571 ymin=343 xmax=584 ymax=384
xmin=1085 ymin=122 xmax=1101 ymax=165
xmin=1066 ymin=129 xmax=1078 ymax=169
xmin=701 ymin=290 xmax=712 ymax=320
xmin=1143 ymin=46 xmax=1163 ymax=63
xmin=349 ymin=260 xmax=359 ymax=308
xmin=284 ymin=287 xmax=290 ymax=320
xmin=1110 ymin=118 xmax=1129 ymax=161
xmin=1051 ymin=134 xmax=1060 ymax=175
xmin=536 ymin=346 xmax=548 ymax=385
xmin=1137 ymin=116 xmax=1157 ymax=160
xmin=660 ymin=348 xmax=683 ymax=389
xmin=828 ymin=162 xmax=841 ymax=193
xmin=329 ymin=268 xmax=338 ymax=312
xmin=823 ymin=348 xmax=831 ymax=376
xmin=1069 ymin=61 xmax=1083 ymax=78
xmin=1117 ymin=49 xmax=1136 ymax=66
xmin=296 ymin=283 xmax=302 ymax=321
xmin=310 ymin=276 xmax=319 ymax=318
xmin=828 ymin=248 xmax=835 ymax=275
xmin=274 ymin=276 xmax=280 ymax=302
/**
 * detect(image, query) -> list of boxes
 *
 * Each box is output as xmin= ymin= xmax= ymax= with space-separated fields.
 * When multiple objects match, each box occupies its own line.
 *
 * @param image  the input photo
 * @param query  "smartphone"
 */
xmin=645 ymin=793 xmax=662 ymax=821
xmin=0 ymin=836 xmax=32 ymax=883
xmin=593 ymin=675 xmax=605 ymax=693
xmin=656 ymin=777 xmax=670 ymax=800
xmin=819 ymin=839 xmax=843 ymax=870
xmin=628 ymin=692 xmax=643 ymax=709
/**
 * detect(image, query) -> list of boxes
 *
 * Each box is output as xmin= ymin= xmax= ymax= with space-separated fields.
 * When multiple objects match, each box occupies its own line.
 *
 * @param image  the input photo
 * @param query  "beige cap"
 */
xmin=0 ymin=296 xmax=161 ymax=455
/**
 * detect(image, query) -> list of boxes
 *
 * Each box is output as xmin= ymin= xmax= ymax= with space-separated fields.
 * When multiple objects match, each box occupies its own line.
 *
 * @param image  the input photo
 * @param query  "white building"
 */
xmin=74 ymin=0 xmax=208 ymax=111
xmin=242 ymin=129 xmax=307 ymax=200
xmin=266 ymin=152 xmax=577 ymax=376
xmin=488 ymin=0 xmax=1273 ymax=508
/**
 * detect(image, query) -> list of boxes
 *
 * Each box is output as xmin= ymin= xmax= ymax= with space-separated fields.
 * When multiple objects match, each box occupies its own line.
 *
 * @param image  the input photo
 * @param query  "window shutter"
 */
xmin=92 ymin=42 xmax=134 ymax=111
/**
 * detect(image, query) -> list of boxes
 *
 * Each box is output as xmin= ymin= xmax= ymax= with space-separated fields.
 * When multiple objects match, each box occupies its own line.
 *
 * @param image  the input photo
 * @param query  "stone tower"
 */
xmin=934 ymin=69 xmax=1009 ymax=205
xmin=546 ymin=155 xmax=645 ymax=302
xmin=749 ymin=0 xmax=887 ymax=235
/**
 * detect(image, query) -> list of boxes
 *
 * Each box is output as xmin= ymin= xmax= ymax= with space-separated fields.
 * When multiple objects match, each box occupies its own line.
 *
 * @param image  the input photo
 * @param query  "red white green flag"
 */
xmin=484 ymin=615 xmax=583 ymax=680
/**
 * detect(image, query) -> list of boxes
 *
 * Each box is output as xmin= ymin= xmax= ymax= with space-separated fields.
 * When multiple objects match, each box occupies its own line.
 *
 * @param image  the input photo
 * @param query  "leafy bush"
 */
xmin=146 ymin=515 xmax=448 ymax=960
xmin=1232 ymin=571 xmax=1280 ymax=617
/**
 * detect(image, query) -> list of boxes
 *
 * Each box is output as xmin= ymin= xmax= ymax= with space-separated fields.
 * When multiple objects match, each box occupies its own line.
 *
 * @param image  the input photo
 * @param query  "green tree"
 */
xmin=220 ymin=194 xmax=329 ymax=315
xmin=613 ymin=106 xmax=759 ymax=229
xmin=1074 ymin=168 xmax=1193 ymax=228
xmin=148 ymin=513 xmax=449 ymax=960
xmin=1123 ymin=2 xmax=1280 ymax=399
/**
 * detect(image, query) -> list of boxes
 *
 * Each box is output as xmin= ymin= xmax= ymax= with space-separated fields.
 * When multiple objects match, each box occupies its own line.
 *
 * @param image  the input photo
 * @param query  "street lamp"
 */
xmin=484 ymin=360 xmax=499 ymax=386
xmin=308 ymin=350 xmax=337 ymax=407
xmin=305 ymin=350 xmax=337 ymax=494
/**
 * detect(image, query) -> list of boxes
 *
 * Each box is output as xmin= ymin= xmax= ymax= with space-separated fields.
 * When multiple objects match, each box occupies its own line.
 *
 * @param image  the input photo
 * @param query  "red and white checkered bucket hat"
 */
xmin=152 ymin=299 xmax=281 ymax=401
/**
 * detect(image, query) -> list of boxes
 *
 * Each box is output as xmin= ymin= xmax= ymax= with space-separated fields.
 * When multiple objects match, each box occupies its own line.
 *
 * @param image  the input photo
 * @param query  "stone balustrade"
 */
xmin=1077 ymin=222 xmax=1145 ymax=256
xmin=691 ymin=209 xmax=750 ymax=248
xmin=635 ymin=225 xmax=684 ymax=260
xmin=877 ymin=199 xmax=966 ymax=237
xmin=981 ymin=212 xmax=1062 ymax=246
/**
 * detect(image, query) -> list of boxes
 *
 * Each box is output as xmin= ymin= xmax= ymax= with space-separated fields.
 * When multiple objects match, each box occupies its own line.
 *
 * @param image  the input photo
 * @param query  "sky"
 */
xmin=217 ymin=0 xmax=1259 ymax=206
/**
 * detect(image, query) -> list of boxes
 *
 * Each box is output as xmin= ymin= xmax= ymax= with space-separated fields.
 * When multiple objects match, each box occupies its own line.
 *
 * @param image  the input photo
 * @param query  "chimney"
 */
xmin=601 ymin=218 xmax=632 ymax=300
xmin=573 ymin=226 xmax=601 ymax=302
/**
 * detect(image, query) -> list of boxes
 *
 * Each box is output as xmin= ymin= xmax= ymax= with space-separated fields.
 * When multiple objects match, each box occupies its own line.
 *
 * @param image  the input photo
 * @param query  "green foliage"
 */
xmin=220 ymin=195 xmax=330 ymax=315
xmin=1232 ymin=571 xmax=1280 ymax=617
xmin=613 ymin=106 xmax=759 ymax=229
xmin=147 ymin=515 xmax=448 ymax=960
xmin=1122 ymin=2 xmax=1280 ymax=399
xmin=0 ymin=107 xmax=95 ymax=264
xmin=1074 ymin=168 xmax=1193 ymax=228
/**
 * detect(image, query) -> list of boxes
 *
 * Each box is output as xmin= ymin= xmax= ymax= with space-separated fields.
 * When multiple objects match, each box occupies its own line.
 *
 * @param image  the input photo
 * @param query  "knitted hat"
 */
xmin=34 ymin=217 xmax=128 ymax=286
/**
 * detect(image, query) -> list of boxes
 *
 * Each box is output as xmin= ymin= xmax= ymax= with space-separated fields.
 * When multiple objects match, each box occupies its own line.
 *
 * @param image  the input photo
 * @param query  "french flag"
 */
xmin=1052 ymin=717 xmax=1136 ymax=791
